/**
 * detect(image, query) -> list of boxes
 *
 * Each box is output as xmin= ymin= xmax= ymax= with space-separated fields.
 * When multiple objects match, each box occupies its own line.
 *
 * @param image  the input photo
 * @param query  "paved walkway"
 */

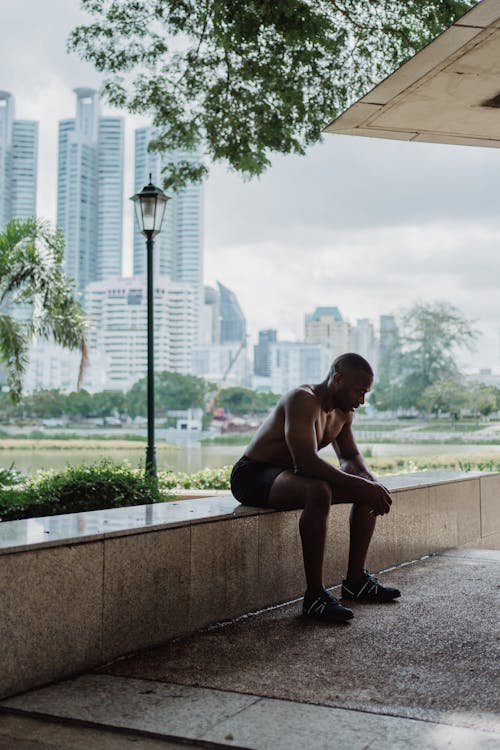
xmin=1 ymin=548 xmax=499 ymax=749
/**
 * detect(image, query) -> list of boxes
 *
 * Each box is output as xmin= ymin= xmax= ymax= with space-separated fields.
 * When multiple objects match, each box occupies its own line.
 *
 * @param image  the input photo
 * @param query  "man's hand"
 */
xmin=363 ymin=480 xmax=392 ymax=516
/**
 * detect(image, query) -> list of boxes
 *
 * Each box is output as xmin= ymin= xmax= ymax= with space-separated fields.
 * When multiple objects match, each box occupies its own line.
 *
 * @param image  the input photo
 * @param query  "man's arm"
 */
xmin=332 ymin=415 xmax=375 ymax=481
xmin=283 ymin=391 xmax=390 ymax=514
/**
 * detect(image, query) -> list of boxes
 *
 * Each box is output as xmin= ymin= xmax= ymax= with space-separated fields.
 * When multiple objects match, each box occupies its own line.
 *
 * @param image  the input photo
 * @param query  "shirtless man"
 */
xmin=230 ymin=352 xmax=400 ymax=624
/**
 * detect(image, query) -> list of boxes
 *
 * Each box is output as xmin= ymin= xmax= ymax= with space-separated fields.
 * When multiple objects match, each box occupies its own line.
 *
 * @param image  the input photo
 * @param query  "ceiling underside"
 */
xmin=324 ymin=0 xmax=500 ymax=148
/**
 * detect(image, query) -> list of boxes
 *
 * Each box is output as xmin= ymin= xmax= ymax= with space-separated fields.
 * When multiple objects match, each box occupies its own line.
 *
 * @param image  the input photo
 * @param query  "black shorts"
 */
xmin=230 ymin=454 xmax=286 ymax=508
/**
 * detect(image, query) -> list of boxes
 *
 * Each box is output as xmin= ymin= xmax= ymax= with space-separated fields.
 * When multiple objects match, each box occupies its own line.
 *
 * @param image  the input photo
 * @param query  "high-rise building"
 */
xmin=254 ymin=329 xmax=278 ymax=377
xmin=192 ymin=341 xmax=251 ymax=388
xmin=218 ymin=281 xmax=246 ymax=344
xmin=304 ymin=306 xmax=350 ymax=355
xmin=57 ymin=88 xmax=123 ymax=291
xmin=133 ymin=127 xmax=203 ymax=340
xmin=201 ymin=285 xmax=221 ymax=346
xmin=85 ymin=276 xmax=197 ymax=390
xmin=379 ymin=314 xmax=401 ymax=378
xmin=349 ymin=318 xmax=378 ymax=371
xmin=0 ymin=91 xmax=38 ymax=228
xmin=269 ymin=342 xmax=332 ymax=395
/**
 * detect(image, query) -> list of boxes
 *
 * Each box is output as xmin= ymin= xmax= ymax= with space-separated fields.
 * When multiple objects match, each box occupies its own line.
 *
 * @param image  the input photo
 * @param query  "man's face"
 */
xmin=333 ymin=369 xmax=373 ymax=414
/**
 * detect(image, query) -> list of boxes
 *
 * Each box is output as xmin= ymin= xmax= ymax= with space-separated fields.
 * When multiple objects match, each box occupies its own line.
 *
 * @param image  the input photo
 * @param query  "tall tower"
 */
xmin=133 ymin=127 xmax=203 ymax=339
xmin=218 ymin=281 xmax=246 ymax=343
xmin=57 ymin=88 xmax=123 ymax=292
xmin=305 ymin=306 xmax=350 ymax=355
xmin=0 ymin=91 xmax=38 ymax=229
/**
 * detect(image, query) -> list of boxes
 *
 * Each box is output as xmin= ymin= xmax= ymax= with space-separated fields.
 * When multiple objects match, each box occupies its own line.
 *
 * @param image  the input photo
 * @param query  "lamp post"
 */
xmin=130 ymin=175 xmax=169 ymax=477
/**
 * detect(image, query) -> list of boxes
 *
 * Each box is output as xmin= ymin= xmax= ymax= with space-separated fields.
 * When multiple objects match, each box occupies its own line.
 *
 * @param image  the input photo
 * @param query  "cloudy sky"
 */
xmin=2 ymin=0 xmax=500 ymax=371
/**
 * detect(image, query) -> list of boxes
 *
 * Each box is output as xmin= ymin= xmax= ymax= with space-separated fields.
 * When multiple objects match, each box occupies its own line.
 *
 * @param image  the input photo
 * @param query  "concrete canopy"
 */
xmin=324 ymin=0 xmax=500 ymax=149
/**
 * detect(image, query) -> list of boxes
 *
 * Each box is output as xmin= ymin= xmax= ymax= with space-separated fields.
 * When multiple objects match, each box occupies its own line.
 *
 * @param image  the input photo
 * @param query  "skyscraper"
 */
xmin=304 ymin=306 xmax=350 ymax=355
xmin=57 ymin=88 xmax=123 ymax=291
xmin=0 ymin=91 xmax=38 ymax=228
xmin=254 ymin=329 xmax=278 ymax=377
xmin=218 ymin=281 xmax=246 ymax=343
xmin=85 ymin=276 xmax=197 ymax=389
xmin=133 ymin=127 xmax=204 ymax=339
xmin=350 ymin=318 xmax=378 ymax=371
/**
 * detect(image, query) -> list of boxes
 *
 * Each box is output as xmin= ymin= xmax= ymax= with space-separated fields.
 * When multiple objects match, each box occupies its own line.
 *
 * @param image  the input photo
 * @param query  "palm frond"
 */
xmin=0 ymin=314 xmax=30 ymax=402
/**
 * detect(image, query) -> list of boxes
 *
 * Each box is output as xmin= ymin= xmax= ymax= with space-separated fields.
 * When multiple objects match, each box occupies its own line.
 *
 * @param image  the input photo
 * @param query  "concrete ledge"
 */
xmin=1 ymin=470 xmax=499 ymax=699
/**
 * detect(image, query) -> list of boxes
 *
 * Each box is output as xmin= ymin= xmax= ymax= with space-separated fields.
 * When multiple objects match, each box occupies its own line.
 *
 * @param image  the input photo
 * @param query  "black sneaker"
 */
xmin=303 ymin=588 xmax=354 ymax=623
xmin=342 ymin=570 xmax=401 ymax=603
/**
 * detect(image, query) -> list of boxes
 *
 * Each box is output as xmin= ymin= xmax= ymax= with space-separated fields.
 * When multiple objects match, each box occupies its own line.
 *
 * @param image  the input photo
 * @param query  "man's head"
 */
xmin=326 ymin=353 xmax=373 ymax=414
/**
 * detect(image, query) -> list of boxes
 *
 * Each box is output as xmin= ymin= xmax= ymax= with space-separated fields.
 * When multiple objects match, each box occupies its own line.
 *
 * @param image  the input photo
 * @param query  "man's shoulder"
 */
xmin=284 ymin=385 xmax=320 ymax=412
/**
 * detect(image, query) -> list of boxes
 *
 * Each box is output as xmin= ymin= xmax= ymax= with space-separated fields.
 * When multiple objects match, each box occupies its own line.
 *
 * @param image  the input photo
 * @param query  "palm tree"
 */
xmin=0 ymin=217 xmax=87 ymax=402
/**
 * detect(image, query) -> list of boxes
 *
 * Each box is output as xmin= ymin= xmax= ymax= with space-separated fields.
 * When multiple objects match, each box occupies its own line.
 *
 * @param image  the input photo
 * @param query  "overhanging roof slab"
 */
xmin=325 ymin=0 xmax=500 ymax=148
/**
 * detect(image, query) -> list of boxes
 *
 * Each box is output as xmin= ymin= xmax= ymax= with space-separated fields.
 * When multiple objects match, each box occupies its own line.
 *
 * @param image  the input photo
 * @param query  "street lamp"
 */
xmin=130 ymin=175 xmax=170 ymax=477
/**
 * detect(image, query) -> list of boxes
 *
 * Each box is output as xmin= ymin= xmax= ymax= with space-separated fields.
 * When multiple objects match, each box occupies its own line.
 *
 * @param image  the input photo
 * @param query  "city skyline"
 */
xmin=1 ymin=0 xmax=500 ymax=372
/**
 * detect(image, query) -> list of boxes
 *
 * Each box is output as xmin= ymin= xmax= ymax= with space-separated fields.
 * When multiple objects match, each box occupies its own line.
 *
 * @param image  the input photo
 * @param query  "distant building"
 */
xmin=378 ymin=314 xmax=401 ymax=378
xmin=84 ymin=276 xmax=197 ymax=390
xmin=218 ymin=281 xmax=246 ymax=344
xmin=192 ymin=341 xmax=251 ymax=388
xmin=304 ymin=306 xmax=350 ymax=355
xmin=349 ymin=318 xmax=378 ymax=372
xmin=133 ymin=128 xmax=203 ymax=341
xmin=254 ymin=329 xmax=278 ymax=377
xmin=57 ymin=88 xmax=124 ymax=291
xmin=23 ymin=340 xmax=107 ymax=394
xmin=200 ymin=285 xmax=220 ymax=346
xmin=269 ymin=342 xmax=332 ymax=394
xmin=0 ymin=91 xmax=38 ymax=228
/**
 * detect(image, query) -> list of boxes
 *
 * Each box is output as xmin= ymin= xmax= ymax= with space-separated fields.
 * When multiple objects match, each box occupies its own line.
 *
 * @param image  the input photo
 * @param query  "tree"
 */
xmin=91 ymin=389 xmax=127 ymax=417
xmin=215 ymin=386 xmax=280 ymax=414
xmin=70 ymin=0 xmax=475 ymax=190
xmin=418 ymin=376 xmax=469 ymax=420
xmin=468 ymin=382 xmax=499 ymax=418
xmin=126 ymin=370 xmax=211 ymax=417
xmin=0 ymin=218 xmax=87 ymax=402
xmin=371 ymin=301 xmax=478 ymax=412
xmin=396 ymin=302 xmax=478 ymax=409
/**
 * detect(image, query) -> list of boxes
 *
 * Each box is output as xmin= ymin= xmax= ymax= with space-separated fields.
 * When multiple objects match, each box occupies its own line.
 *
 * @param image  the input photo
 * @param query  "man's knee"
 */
xmin=304 ymin=480 xmax=332 ymax=513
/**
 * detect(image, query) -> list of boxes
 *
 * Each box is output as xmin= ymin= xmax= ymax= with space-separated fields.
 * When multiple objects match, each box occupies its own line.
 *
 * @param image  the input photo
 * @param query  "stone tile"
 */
xmin=102 ymin=527 xmax=191 ymax=659
xmin=0 ymin=674 xmax=258 ymax=740
xmin=456 ymin=478 xmax=481 ymax=546
xmin=480 ymin=474 xmax=500 ymax=538
xmin=440 ymin=548 xmax=500 ymax=562
xmin=189 ymin=516 xmax=259 ymax=630
xmin=427 ymin=481 xmax=461 ymax=551
xmin=257 ymin=509 xmax=304 ymax=607
xmin=0 ymin=714 xmax=200 ymax=750
xmin=0 ymin=543 xmax=103 ymax=699
xmin=203 ymin=696 xmax=500 ymax=750
xmin=391 ymin=486 xmax=430 ymax=564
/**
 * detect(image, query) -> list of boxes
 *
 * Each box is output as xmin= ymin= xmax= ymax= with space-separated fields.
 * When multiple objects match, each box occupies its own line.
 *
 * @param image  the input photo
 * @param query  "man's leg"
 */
xmin=267 ymin=472 xmax=353 ymax=622
xmin=267 ymin=471 xmax=331 ymax=593
xmin=342 ymin=503 xmax=401 ymax=602
xmin=346 ymin=503 xmax=376 ymax=584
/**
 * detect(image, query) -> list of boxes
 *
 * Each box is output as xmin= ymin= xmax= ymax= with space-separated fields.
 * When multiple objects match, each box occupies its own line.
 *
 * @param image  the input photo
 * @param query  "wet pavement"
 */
xmin=1 ymin=548 xmax=499 ymax=749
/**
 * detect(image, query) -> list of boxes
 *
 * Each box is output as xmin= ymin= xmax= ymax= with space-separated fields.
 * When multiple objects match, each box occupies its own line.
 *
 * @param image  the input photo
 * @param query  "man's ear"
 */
xmin=332 ymin=372 xmax=343 ymax=386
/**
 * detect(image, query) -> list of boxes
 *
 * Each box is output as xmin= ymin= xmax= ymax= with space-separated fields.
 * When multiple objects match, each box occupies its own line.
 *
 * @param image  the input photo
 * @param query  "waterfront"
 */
xmin=2 ymin=439 xmax=500 ymax=476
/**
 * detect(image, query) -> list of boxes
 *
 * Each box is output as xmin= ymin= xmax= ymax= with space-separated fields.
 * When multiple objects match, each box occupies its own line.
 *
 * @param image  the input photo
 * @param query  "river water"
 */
xmin=2 ymin=441 xmax=500 ymax=476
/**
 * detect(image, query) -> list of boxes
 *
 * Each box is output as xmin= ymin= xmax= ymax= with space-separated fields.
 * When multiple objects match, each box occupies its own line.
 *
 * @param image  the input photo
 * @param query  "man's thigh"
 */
xmin=268 ymin=471 xmax=330 ymax=511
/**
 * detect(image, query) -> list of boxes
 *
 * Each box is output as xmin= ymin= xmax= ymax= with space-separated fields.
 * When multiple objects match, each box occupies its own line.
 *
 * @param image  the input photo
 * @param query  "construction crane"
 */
xmin=205 ymin=336 xmax=248 ymax=414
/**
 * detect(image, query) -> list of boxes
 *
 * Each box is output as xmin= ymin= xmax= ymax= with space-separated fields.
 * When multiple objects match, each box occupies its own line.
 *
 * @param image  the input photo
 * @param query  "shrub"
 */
xmin=159 ymin=465 xmax=231 ymax=491
xmin=0 ymin=460 xmax=166 ymax=521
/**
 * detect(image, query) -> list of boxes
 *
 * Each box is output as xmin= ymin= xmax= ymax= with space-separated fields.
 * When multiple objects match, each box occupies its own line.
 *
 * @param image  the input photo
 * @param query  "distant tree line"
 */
xmin=371 ymin=302 xmax=500 ymax=418
xmin=0 ymin=371 xmax=281 ymax=422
